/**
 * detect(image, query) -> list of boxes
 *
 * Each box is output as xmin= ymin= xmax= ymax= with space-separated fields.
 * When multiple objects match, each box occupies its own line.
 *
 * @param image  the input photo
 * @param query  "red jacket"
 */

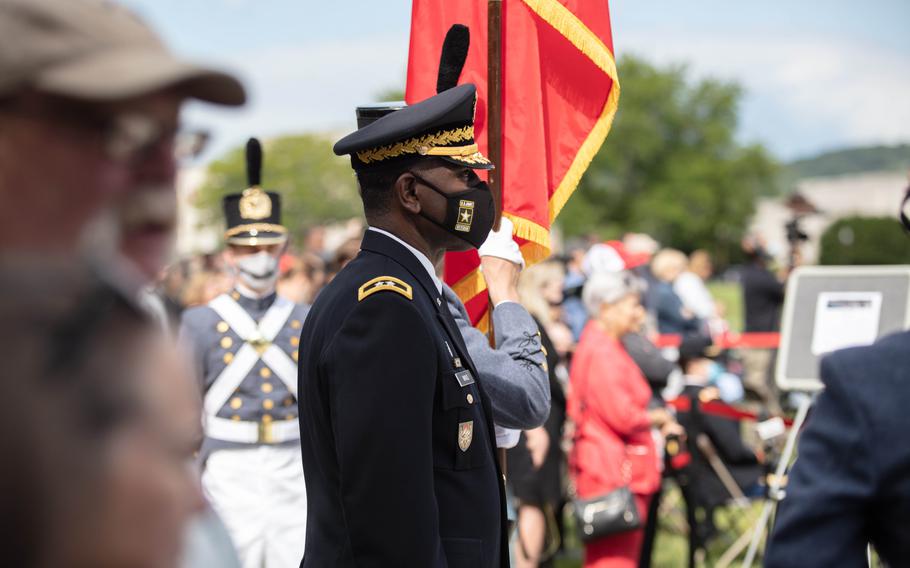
xmin=569 ymin=322 xmax=660 ymax=497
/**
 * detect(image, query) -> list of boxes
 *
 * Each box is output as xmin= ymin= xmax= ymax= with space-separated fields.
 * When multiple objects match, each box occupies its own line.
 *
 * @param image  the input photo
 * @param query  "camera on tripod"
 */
xmin=785 ymin=218 xmax=809 ymax=245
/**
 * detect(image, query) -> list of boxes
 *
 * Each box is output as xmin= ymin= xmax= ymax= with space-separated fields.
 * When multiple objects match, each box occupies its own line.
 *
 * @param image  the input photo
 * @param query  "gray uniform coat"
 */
xmin=179 ymin=290 xmax=310 ymax=455
xmin=443 ymin=283 xmax=550 ymax=430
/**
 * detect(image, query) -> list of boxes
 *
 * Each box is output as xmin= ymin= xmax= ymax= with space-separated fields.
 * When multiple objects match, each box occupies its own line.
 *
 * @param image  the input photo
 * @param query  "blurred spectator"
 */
xmin=582 ymin=242 xmax=626 ymax=275
xmin=326 ymin=236 xmax=362 ymax=282
xmin=181 ymin=269 xmax=231 ymax=307
xmin=277 ymin=253 xmax=325 ymax=305
xmin=621 ymin=299 xmax=678 ymax=568
xmin=673 ymin=342 xmax=763 ymax=567
xmin=622 ymin=234 xmax=660 ymax=318
xmin=569 ymin=271 xmax=682 ymax=568
xmin=622 ymin=234 xmax=659 ymax=270
xmin=0 ymin=264 xmax=205 ymax=568
xmin=302 ymin=252 xmax=327 ymax=300
xmin=510 ymin=261 xmax=571 ymax=568
xmin=622 ymin=302 xmax=676 ymax=402
xmin=739 ymin=236 xmax=785 ymax=414
xmin=277 ymin=254 xmax=310 ymax=304
xmin=674 ymin=250 xmax=716 ymax=322
xmin=561 ymin=240 xmax=589 ymax=340
xmin=740 ymin=236 xmax=785 ymax=334
xmin=140 ymin=261 xmax=194 ymax=336
xmin=302 ymin=226 xmax=328 ymax=263
xmin=0 ymin=0 xmax=244 ymax=290
xmin=650 ymin=249 xmax=701 ymax=335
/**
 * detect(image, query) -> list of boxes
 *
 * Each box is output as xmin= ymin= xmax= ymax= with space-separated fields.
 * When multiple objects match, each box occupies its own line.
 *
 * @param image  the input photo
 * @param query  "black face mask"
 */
xmin=410 ymin=171 xmax=495 ymax=249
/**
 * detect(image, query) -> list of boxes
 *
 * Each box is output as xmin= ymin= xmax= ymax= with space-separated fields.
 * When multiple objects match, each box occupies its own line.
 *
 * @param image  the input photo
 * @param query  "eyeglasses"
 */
xmin=105 ymin=113 xmax=210 ymax=162
xmin=0 ymin=95 xmax=210 ymax=163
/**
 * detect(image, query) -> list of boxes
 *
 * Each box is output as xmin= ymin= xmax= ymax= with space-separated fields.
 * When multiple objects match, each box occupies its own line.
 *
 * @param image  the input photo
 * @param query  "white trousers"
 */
xmin=202 ymin=445 xmax=307 ymax=568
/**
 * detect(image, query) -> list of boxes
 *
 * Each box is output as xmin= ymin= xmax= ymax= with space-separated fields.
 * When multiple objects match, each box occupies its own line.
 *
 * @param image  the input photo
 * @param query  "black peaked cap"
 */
xmin=335 ymin=84 xmax=492 ymax=171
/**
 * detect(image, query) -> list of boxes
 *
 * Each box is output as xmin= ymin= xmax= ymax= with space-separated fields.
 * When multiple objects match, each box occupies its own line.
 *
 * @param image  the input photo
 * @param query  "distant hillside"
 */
xmin=785 ymin=144 xmax=910 ymax=181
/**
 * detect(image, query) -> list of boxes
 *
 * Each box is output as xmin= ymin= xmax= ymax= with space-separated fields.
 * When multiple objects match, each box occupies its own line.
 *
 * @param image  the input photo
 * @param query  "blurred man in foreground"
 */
xmin=0 ymin=265 xmax=205 ymax=568
xmin=0 ymin=0 xmax=245 ymax=289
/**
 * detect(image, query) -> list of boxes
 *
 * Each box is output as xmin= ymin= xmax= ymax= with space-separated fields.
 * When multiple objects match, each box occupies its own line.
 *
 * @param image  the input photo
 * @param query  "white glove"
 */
xmin=495 ymin=425 xmax=521 ymax=449
xmin=478 ymin=217 xmax=524 ymax=269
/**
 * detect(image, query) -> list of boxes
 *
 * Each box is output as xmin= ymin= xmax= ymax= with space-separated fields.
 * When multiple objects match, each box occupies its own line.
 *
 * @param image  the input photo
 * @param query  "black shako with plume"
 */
xmin=221 ymin=137 xmax=287 ymax=245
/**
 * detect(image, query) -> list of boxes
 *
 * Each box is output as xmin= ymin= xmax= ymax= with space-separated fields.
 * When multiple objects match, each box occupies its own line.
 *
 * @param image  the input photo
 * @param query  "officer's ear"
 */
xmin=394 ymin=171 xmax=421 ymax=215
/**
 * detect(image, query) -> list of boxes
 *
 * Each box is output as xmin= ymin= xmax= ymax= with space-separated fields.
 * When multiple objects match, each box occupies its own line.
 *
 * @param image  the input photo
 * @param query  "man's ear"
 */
xmin=395 ymin=171 xmax=421 ymax=215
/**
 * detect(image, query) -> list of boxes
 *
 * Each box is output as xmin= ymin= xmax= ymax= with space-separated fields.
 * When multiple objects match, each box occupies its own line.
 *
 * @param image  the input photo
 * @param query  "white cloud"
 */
xmin=183 ymin=34 xmax=409 ymax=162
xmin=618 ymin=28 xmax=910 ymax=157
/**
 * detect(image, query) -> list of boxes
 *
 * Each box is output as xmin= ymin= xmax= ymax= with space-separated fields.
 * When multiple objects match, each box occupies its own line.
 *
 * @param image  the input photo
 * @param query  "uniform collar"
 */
xmin=231 ymin=287 xmax=277 ymax=312
xmin=367 ymin=227 xmax=442 ymax=295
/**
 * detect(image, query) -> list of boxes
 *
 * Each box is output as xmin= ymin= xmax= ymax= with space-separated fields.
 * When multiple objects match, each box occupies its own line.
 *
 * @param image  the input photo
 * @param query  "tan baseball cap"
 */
xmin=0 ymin=0 xmax=246 ymax=105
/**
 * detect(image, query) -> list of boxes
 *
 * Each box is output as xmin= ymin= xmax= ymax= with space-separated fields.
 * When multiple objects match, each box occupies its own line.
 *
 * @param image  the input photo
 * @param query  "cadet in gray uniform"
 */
xmin=179 ymin=139 xmax=309 ymax=568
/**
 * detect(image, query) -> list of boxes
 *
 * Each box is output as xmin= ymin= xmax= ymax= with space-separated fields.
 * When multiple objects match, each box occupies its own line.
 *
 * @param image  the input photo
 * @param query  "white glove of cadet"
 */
xmin=478 ymin=217 xmax=524 ymax=269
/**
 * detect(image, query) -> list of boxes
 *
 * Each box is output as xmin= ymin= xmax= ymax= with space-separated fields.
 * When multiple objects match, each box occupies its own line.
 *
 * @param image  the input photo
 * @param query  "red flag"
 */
xmin=407 ymin=0 xmax=619 ymax=329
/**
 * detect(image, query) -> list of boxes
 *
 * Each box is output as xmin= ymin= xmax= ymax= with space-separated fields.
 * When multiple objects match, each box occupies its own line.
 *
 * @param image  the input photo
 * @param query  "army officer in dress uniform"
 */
xmin=180 ymin=139 xmax=309 ymax=568
xmin=298 ymin=84 xmax=508 ymax=568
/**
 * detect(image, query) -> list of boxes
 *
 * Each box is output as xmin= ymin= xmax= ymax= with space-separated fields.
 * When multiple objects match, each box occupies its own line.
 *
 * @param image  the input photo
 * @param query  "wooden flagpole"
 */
xmin=487 ymin=0 xmax=503 ymax=232
xmin=487 ymin=0 xmax=508 ymax=478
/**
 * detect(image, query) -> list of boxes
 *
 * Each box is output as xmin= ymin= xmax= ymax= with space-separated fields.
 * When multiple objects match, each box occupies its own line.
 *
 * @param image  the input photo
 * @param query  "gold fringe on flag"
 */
xmin=513 ymin=0 xmax=621 ymax=252
xmin=455 ymin=0 xmax=620 ymax=329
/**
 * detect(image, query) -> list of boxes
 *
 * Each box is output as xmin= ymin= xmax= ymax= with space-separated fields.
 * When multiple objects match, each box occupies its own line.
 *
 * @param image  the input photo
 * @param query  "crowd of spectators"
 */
xmin=147 ymin=225 xmax=791 ymax=567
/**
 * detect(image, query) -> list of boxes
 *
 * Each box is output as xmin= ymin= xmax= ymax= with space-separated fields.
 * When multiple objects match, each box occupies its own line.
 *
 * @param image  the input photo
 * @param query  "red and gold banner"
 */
xmin=406 ymin=0 xmax=619 ymax=328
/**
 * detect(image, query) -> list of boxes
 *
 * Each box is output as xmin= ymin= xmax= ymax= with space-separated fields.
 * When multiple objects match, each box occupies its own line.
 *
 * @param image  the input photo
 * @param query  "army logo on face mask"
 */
xmin=455 ymin=200 xmax=475 ymax=233
xmin=239 ymin=187 xmax=272 ymax=220
xmin=458 ymin=420 xmax=474 ymax=452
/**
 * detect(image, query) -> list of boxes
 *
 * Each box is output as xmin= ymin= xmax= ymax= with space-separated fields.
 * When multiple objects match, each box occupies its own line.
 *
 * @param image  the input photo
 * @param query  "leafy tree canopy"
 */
xmin=558 ymin=55 xmax=780 ymax=265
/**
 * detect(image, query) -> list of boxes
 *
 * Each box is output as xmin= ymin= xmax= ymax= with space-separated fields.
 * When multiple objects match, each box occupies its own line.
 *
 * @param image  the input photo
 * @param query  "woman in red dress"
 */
xmin=569 ymin=271 xmax=683 ymax=568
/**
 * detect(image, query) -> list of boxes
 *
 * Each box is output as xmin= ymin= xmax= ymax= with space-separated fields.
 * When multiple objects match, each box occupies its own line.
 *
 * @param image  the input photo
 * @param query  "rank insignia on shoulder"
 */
xmin=358 ymin=276 xmax=413 ymax=302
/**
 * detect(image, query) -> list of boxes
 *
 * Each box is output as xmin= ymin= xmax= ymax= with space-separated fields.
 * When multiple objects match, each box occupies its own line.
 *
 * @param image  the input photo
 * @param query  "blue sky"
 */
xmin=122 ymin=0 xmax=910 ymax=164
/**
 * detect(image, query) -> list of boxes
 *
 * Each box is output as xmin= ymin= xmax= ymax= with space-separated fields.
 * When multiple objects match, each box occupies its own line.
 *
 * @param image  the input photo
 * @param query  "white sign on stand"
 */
xmin=776 ymin=266 xmax=910 ymax=392
xmin=810 ymin=292 xmax=882 ymax=356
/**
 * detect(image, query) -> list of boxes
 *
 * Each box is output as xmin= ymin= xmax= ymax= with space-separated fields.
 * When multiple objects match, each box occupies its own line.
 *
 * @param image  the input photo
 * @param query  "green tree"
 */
xmin=559 ymin=55 xmax=779 ymax=266
xmin=819 ymin=217 xmax=910 ymax=265
xmin=196 ymin=134 xmax=361 ymax=246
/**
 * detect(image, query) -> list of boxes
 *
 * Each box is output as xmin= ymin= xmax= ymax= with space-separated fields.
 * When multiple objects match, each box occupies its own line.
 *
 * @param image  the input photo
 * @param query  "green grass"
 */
xmin=548 ymin=484 xmax=766 ymax=568
xmin=707 ymin=281 xmax=743 ymax=333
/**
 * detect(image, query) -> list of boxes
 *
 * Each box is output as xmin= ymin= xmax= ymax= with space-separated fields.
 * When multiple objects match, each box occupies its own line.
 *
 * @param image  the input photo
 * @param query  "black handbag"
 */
xmin=570 ymin=364 xmax=643 ymax=542
xmin=571 ymin=482 xmax=641 ymax=542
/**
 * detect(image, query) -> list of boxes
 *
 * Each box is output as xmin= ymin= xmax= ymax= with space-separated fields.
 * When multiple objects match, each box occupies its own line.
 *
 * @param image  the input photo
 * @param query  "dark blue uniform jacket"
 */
xmin=766 ymin=331 xmax=910 ymax=567
xmin=297 ymin=230 xmax=507 ymax=568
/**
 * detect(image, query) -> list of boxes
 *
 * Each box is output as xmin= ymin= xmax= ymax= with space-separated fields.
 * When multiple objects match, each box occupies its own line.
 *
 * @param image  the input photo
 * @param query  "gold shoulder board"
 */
xmin=358 ymin=276 xmax=413 ymax=302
